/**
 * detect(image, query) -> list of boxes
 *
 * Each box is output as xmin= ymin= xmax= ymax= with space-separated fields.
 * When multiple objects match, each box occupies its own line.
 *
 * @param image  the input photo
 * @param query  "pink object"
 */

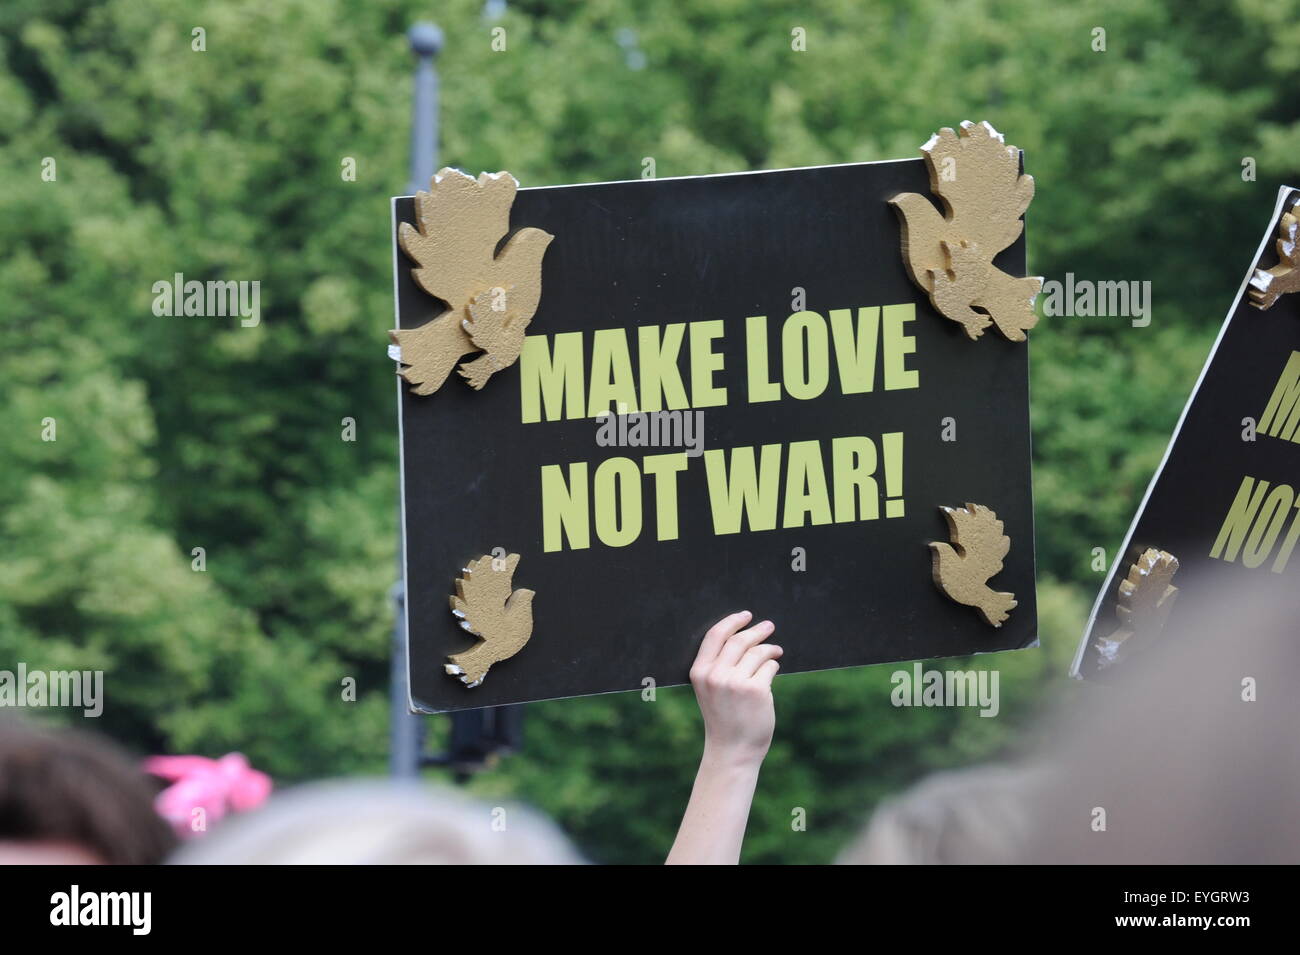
xmin=144 ymin=753 xmax=272 ymax=838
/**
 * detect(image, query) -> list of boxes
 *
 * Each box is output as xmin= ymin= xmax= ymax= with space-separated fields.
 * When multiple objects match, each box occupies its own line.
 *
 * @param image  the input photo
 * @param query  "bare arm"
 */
xmin=666 ymin=610 xmax=781 ymax=865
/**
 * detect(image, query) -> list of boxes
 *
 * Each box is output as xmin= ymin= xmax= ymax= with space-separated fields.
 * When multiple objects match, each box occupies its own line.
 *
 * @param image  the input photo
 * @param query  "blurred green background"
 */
xmin=2 ymin=0 xmax=1297 ymax=862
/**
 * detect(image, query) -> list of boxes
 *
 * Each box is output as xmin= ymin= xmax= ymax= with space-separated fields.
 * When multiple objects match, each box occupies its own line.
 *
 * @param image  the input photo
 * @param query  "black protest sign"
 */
xmin=394 ymin=158 xmax=1039 ymax=713
xmin=1073 ymin=186 xmax=1300 ymax=679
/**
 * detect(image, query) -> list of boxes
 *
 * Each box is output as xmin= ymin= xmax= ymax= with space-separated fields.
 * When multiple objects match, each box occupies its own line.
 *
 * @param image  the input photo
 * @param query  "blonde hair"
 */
xmin=170 ymin=780 xmax=583 ymax=865
xmin=837 ymin=764 xmax=1049 ymax=865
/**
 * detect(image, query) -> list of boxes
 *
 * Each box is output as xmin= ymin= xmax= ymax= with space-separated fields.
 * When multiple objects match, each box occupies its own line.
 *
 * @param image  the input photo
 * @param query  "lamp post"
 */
xmin=406 ymin=23 xmax=443 ymax=193
xmin=389 ymin=22 xmax=442 ymax=778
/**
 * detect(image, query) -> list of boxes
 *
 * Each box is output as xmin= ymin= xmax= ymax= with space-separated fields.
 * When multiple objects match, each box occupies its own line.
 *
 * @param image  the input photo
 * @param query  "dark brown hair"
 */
xmin=0 ymin=719 xmax=176 ymax=864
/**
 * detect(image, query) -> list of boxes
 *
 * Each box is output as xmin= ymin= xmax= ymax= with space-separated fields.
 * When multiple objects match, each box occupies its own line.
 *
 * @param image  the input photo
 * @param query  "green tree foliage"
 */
xmin=1 ymin=0 xmax=1297 ymax=862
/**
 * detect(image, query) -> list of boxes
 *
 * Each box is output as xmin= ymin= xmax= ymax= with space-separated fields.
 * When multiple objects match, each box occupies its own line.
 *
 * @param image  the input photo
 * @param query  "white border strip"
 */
xmin=390 ymin=197 xmax=420 ymax=713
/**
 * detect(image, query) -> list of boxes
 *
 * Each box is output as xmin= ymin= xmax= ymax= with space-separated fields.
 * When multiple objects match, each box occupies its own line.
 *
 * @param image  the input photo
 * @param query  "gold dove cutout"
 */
xmin=446 ymin=553 xmax=535 ymax=688
xmin=890 ymin=121 xmax=1043 ymax=342
xmin=1093 ymin=548 xmax=1179 ymax=669
xmin=930 ymin=503 xmax=1017 ymax=627
xmin=1248 ymin=200 xmax=1300 ymax=310
xmin=393 ymin=169 xmax=554 ymax=396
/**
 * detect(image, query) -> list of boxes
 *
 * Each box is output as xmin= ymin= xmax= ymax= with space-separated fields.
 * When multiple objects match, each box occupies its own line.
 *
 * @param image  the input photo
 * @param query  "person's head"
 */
xmin=169 ymin=779 xmax=583 ymax=864
xmin=1022 ymin=580 xmax=1300 ymax=864
xmin=837 ymin=763 xmax=1049 ymax=864
xmin=0 ymin=719 xmax=176 ymax=865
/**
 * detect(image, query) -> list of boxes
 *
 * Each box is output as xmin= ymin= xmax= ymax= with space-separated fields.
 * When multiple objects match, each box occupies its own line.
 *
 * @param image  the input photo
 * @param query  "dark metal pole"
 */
xmin=390 ymin=22 xmax=443 ymax=778
xmin=406 ymin=23 xmax=443 ymax=193
xmin=388 ymin=577 xmax=417 ymax=777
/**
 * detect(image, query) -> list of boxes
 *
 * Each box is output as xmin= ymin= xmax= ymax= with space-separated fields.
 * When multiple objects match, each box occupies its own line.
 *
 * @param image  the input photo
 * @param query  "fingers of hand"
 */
xmin=692 ymin=610 xmax=752 ymax=673
xmin=739 ymin=643 xmax=782 ymax=677
xmin=715 ymin=619 xmax=775 ymax=668
xmin=755 ymin=658 xmax=780 ymax=687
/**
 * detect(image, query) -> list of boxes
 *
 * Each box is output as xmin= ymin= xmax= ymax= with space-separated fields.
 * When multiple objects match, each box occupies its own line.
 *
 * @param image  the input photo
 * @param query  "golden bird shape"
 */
xmin=458 ymin=282 xmax=539 ymax=390
xmin=1094 ymin=548 xmax=1179 ymax=669
xmin=447 ymin=553 xmax=535 ymax=688
xmin=392 ymin=168 xmax=553 ymax=395
xmin=1248 ymin=206 xmax=1300 ymax=310
xmin=890 ymin=121 xmax=1042 ymax=341
xmin=930 ymin=503 xmax=1017 ymax=627
xmin=928 ymin=239 xmax=993 ymax=340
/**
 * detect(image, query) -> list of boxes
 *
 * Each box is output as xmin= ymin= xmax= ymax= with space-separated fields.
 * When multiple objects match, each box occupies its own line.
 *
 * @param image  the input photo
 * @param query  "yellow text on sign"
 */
xmin=540 ymin=434 xmax=905 ymax=552
xmin=519 ymin=304 xmax=920 ymax=423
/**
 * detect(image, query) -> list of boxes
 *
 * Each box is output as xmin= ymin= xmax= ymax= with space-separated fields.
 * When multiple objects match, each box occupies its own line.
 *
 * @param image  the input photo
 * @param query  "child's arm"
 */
xmin=666 ymin=610 xmax=782 ymax=865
